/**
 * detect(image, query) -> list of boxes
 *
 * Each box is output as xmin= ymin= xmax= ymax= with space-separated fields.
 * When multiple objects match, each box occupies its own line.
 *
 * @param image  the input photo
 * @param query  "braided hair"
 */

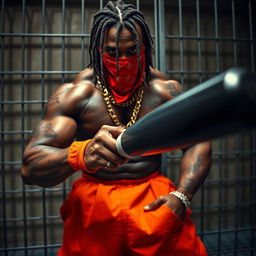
xmin=88 ymin=0 xmax=154 ymax=85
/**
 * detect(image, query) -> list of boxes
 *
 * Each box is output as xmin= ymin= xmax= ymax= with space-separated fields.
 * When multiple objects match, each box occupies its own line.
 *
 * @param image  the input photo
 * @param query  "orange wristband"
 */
xmin=68 ymin=140 xmax=96 ymax=173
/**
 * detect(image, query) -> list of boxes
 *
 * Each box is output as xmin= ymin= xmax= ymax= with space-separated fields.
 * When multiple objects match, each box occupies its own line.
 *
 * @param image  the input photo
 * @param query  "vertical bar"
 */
xmin=251 ymin=131 xmax=256 ymax=256
xmin=0 ymin=0 xmax=7 ymax=255
xmin=248 ymin=0 xmax=255 ymax=72
xmin=136 ymin=0 xmax=140 ymax=10
xmin=214 ymin=0 xmax=221 ymax=253
xmin=231 ymin=0 xmax=237 ymax=66
xmin=154 ymin=0 xmax=167 ymax=175
xmin=232 ymin=1 xmax=239 ymax=254
xmin=21 ymin=0 xmax=28 ymax=255
xmin=81 ymin=0 xmax=85 ymax=69
xmin=154 ymin=0 xmax=166 ymax=73
xmin=249 ymin=2 xmax=256 ymax=252
xmin=234 ymin=136 xmax=241 ymax=256
xmin=154 ymin=0 xmax=158 ymax=68
xmin=100 ymin=0 xmax=103 ymax=9
xmin=41 ymin=1 xmax=48 ymax=255
xmin=249 ymin=1 xmax=256 ymax=253
xmin=178 ymin=0 xmax=184 ymax=85
xmin=61 ymin=0 xmax=66 ymax=84
xmin=61 ymin=0 xmax=67 ymax=202
xmin=196 ymin=0 xmax=202 ymax=83
xmin=214 ymin=0 xmax=220 ymax=73
xmin=217 ymin=141 xmax=223 ymax=254
xmin=196 ymin=0 xmax=205 ymax=243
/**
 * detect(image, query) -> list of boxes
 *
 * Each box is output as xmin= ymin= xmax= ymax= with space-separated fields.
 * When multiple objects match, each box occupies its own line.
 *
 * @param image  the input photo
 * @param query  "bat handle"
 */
xmin=116 ymin=132 xmax=133 ymax=158
xmin=116 ymin=131 xmax=187 ymax=158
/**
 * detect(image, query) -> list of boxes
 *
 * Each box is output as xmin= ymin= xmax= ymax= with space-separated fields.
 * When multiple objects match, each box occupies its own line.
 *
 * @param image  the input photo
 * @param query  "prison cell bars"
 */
xmin=165 ymin=0 xmax=256 ymax=255
xmin=0 ymin=0 xmax=256 ymax=255
xmin=1 ymin=1 xmax=7 ymax=255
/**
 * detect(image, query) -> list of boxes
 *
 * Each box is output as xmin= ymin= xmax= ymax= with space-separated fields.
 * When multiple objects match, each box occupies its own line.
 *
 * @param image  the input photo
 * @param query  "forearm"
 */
xmin=177 ymin=141 xmax=212 ymax=200
xmin=21 ymin=145 xmax=75 ymax=187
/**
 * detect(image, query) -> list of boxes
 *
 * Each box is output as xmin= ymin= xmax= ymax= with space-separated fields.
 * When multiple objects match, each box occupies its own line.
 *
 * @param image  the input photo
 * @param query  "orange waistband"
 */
xmin=82 ymin=171 xmax=160 ymax=185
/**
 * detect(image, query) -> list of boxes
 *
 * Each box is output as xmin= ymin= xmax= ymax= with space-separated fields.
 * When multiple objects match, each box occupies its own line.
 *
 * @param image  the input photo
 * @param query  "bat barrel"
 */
xmin=116 ymin=68 xmax=256 ymax=158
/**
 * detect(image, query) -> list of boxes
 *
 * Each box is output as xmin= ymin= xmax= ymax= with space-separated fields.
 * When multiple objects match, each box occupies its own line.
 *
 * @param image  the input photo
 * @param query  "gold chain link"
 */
xmin=97 ymin=79 xmax=144 ymax=128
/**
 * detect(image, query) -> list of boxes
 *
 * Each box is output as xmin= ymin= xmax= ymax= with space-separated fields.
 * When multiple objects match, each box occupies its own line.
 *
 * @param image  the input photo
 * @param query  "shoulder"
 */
xmin=73 ymin=67 xmax=94 ymax=84
xmin=148 ymin=68 xmax=183 ymax=102
xmin=45 ymin=69 xmax=96 ymax=118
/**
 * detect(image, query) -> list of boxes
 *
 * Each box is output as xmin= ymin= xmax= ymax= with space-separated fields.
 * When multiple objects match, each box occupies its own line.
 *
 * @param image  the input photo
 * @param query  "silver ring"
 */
xmin=106 ymin=161 xmax=111 ymax=168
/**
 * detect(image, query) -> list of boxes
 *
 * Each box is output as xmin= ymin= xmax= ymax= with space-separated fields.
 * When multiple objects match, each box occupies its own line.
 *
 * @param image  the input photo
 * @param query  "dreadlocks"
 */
xmin=88 ymin=0 xmax=154 ymax=85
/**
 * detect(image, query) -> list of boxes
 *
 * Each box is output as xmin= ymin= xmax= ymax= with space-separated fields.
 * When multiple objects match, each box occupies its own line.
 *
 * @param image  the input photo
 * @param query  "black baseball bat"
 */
xmin=116 ymin=67 xmax=256 ymax=157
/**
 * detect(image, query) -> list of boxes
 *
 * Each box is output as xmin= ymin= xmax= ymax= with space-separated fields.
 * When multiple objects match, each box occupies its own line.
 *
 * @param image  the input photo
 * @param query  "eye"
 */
xmin=106 ymin=47 xmax=117 ymax=56
xmin=128 ymin=46 xmax=137 ymax=56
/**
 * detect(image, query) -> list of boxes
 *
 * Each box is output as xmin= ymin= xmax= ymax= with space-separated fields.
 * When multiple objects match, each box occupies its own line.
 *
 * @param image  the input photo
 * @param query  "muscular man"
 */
xmin=21 ymin=1 xmax=212 ymax=255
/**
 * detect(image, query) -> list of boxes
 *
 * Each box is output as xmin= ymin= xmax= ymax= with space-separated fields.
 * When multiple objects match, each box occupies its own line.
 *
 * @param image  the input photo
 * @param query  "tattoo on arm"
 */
xmin=179 ymin=155 xmax=209 ymax=196
xmin=180 ymin=175 xmax=205 ymax=195
xmin=46 ymin=87 xmax=71 ymax=108
xmin=30 ymin=154 xmax=48 ymax=168
xmin=165 ymin=82 xmax=182 ymax=97
xmin=29 ymin=146 xmax=67 ymax=170
xmin=189 ymin=156 xmax=202 ymax=174
xmin=32 ymin=122 xmax=57 ymax=140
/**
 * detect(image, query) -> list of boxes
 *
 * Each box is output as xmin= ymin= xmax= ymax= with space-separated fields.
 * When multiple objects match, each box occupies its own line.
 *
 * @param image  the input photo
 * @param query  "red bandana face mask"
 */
xmin=102 ymin=48 xmax=145 ymax=103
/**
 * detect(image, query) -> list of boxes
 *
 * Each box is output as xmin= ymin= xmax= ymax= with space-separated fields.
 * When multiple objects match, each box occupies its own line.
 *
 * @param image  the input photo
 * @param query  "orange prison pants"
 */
xmin=58 ymin=172 xmax=207 ymax=256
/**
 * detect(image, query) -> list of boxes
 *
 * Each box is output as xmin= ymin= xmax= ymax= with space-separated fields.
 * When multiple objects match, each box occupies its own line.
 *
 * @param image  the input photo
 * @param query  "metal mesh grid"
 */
xmin=0 ymin=0 xmax=255 ymax=255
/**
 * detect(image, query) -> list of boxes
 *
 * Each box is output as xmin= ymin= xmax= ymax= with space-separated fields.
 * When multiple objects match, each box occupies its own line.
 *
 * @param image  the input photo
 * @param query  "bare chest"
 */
xmin=76 ymin=86 xmax=163 ymax=140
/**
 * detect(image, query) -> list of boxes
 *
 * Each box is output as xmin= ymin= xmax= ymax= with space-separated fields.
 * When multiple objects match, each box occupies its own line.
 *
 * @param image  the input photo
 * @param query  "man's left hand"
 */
xmin=144 ymin=193 xmax=186 ymax=220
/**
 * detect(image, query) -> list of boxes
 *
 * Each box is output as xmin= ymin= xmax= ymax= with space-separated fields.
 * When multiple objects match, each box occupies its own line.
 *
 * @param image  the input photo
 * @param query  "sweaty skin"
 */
xmin=21 ymin=25 xmax=212 ymax=219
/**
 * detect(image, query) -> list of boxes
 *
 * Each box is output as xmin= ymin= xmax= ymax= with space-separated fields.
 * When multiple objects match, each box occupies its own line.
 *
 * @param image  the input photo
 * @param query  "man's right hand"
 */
xmin=84 ymin=125 xmax=128 ymax=172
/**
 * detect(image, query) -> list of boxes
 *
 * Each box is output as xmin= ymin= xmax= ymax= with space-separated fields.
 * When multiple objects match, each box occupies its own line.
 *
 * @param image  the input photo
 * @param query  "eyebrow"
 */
xmin=105 ymin=46 xmax=117 ymax=51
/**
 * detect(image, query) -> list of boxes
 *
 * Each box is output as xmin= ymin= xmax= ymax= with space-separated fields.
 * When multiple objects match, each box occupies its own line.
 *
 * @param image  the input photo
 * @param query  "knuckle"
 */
xmin=101 ymin=125 xmax=109 ymax=130
xmin=92 ymin=143 xmax=100 ymax=152
xmin=159 ymin=196 xmax=166 ymax=201
xmin=95 ymin=134 xmax=104 ymax=143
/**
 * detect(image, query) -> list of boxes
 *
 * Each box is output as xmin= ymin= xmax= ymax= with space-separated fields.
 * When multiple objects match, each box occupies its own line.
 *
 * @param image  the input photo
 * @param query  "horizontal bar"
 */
xmin=1 ymin=215 xmax=60 ymax=222
xmin=1 ymin=70 xmax=220 ymax=76
xmin=166 ymin=34 xmax=256 ymax=42
xmin=0 ymin=243 xmax=61 ymax=252
xmin=0 ymin=33 xmax=155 ymax=39
xmin=167 ymin=150 xmax=256 ymax=159
xmin=0 ymin=100 xmax=47 ymax=104
xmin=0 ymin=130 xmax=33 ymax=135
xmin=167 ymin=70 xmax=219 ymax=75
xmin=0 ymin=33 xmax=90 ymax=38
xmin=0 ymin=161 xmax=22 ymax=165
xmin=199 ymin=226 xmax=256 ymax=236
xmin=182 ymin=176 xmax=256 ymax=186
xmin=2 ymin=33 xmax=254 ymax=43
xmin=208 ymin=247 xmax=256 ymax=255
xmin=0 ymin=187 xmax=69 ymax=194
xmin=0 ymin=71 xmax=78 ymax=75
xmin=191 ymin=201 xmax=255 ymax=211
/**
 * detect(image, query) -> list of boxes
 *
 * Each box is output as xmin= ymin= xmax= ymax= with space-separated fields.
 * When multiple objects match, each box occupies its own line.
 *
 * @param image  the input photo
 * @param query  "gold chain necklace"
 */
xmin=104 ymin=86 xmax=139 ymax=107
xmin=97 ymin=79 xmax=144 ymax=128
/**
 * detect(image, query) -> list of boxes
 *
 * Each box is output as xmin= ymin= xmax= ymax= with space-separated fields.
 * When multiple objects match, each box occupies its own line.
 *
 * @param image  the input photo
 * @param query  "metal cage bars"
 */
xmin=1 ymin=0 xmax=256 ymax=255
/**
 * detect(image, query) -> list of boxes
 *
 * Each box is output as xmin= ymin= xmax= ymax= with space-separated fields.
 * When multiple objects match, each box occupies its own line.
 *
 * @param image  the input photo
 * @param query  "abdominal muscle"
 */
xmin=86 ymin=154 xmax=162 ymax=180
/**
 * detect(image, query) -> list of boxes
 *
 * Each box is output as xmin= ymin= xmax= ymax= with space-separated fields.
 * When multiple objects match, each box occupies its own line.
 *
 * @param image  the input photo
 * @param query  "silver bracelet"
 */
xmin=170 ymin=191 xmax=191 ymax=208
